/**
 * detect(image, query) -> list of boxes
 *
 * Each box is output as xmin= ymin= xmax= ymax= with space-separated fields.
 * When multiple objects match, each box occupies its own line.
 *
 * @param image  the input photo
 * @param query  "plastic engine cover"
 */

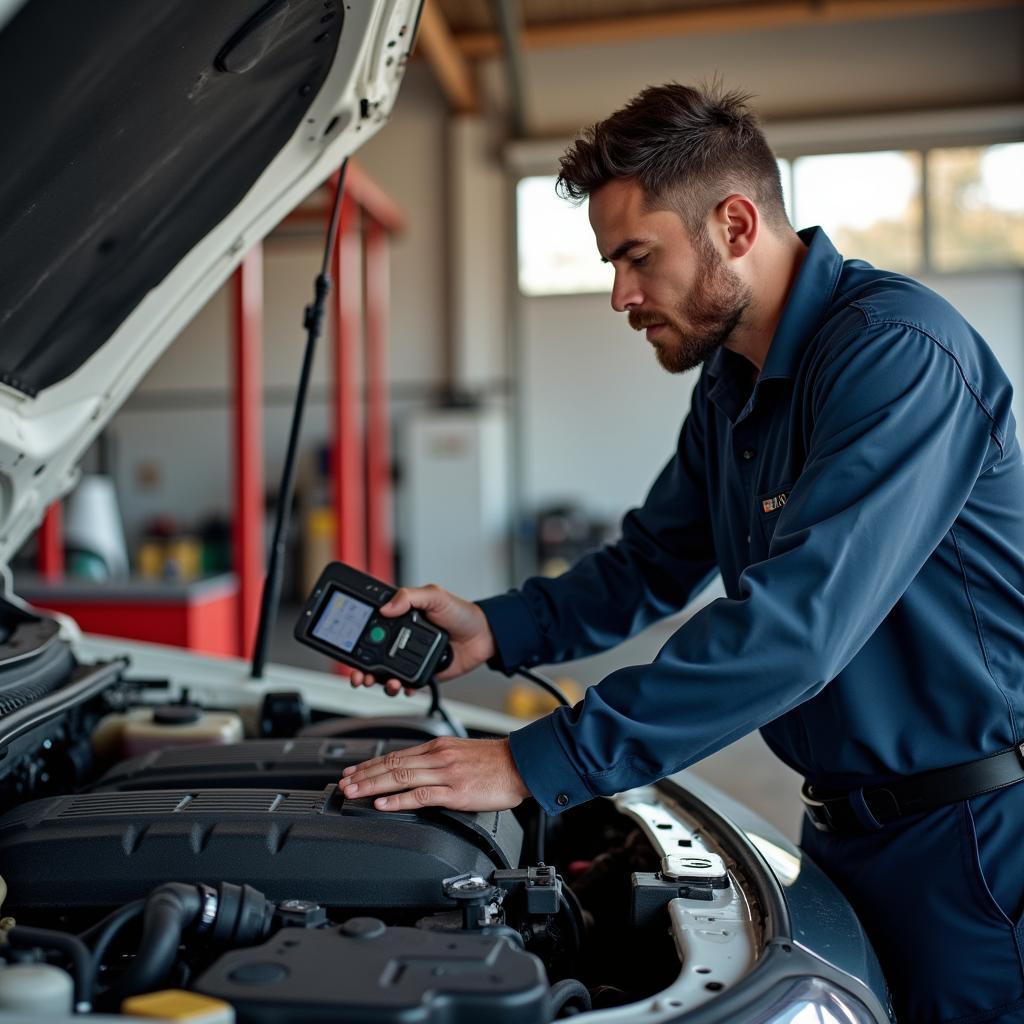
xmin=0 ymin=785 xmax=523 ymax=912
xmin=193 ymin=921 xmax=551 ymax=1024
xmin=92 ymin=738 xmax=414 ymax=791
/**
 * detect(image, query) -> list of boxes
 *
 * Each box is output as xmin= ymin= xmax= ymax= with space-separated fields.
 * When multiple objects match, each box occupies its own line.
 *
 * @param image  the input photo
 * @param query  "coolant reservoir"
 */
xmin=92 ymin=704 xmax=244 ymax=759
xmin=0 ymin=963 xmax=74 ymax=1014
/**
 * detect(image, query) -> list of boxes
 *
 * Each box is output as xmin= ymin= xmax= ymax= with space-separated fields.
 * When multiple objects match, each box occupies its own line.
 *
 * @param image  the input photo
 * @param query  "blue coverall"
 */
xmin=478 ymin=227 xmax=1024 ymax=1023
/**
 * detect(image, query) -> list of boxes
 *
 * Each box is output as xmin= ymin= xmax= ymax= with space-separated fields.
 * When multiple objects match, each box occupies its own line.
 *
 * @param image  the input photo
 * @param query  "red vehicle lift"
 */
xmin=34 ymin=161 xmax=404 ymax=659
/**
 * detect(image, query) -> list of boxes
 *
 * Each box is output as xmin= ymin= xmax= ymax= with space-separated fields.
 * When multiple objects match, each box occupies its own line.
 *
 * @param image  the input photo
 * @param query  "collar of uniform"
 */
xmin=705 ymin=226 xmax=843 ymax=424
xmin=705 ymin=226 xmax=843 ymax=385
xmin=758 ymin=225 xmax=844 ymax=382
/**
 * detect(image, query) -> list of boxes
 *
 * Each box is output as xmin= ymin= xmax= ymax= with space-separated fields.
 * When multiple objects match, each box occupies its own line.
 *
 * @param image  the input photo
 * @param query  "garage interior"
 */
xmin=13 ymin=0 xmax=1023 ymax=843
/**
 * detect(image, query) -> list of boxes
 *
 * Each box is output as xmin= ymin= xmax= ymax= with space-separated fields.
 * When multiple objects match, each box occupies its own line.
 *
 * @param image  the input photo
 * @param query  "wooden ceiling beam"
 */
xmin=454 ymin=0 xmax=1024 ymax=58
xmin=415 ymin=0 xmax=481 ymax=113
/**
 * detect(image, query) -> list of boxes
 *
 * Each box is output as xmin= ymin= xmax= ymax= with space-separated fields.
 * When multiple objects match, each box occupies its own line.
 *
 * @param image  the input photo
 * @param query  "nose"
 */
xmin=611 ymin=269 xmax=642 ymax=313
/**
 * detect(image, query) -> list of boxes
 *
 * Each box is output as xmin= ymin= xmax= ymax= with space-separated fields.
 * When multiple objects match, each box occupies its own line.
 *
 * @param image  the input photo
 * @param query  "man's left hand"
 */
xmin=339 ymin=736 xmax=531 ymax=812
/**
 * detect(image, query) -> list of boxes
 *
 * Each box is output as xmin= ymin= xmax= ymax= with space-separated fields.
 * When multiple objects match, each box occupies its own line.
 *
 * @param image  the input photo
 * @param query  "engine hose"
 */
xmin=108 ymin=881 xmax=275 ymax=1002
xmin=549 ymin=978 xmax=592 ymax=1018
xmin=84 ymin=899 xmax=146 ymax=1005
xmin=7 ymin=924 xmax=93 ymax=1012
xmin=112 ymin=883 xmax=202 ymax=999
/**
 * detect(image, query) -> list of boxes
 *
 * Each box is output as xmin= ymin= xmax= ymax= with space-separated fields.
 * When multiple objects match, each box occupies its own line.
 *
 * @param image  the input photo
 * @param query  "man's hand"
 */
xmin=339 ymin=736 xmax=530 ymax=812
xmin=348 ymin=584 xmax=497 ymax=697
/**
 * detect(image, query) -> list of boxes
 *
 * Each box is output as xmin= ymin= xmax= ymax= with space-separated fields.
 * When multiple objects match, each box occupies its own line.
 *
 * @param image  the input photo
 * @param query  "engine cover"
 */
xmin=92 ymin=738 xmax=412 ymax=792
xmin=194 ymin=921 xmax=550 ymax=1024
xmin=0 ymin=785 xmax=522 ymax=913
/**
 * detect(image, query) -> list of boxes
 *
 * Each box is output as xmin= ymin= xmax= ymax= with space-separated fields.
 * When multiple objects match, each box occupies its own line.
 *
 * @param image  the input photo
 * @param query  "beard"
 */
xmin=628 ymin=231 xmax=752 ymax=374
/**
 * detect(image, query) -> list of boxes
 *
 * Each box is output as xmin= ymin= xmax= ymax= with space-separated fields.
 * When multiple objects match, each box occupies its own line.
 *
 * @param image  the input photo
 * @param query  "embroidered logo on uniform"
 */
xmin=761 ymin=492 xmax=788 ymax=514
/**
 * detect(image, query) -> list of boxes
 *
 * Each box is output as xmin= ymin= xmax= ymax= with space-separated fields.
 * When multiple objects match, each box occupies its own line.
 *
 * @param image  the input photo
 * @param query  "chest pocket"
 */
xmin=750 ymin=484 xmax=792 ymax=561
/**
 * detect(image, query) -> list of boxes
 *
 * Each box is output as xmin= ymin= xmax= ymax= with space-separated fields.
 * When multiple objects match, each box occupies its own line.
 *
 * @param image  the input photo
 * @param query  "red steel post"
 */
xmin=363 ymin=218 xmax=394 ymax=582
xmin=37 ymin=503 xmax=64 ymax=581
xmin=231 ymin=244 xmax=265 ymax=659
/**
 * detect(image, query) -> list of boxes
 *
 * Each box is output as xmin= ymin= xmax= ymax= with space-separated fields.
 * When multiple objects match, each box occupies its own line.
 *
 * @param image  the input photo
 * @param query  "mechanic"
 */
xmin=340 ymin=83 xmax=1024 ymax=1023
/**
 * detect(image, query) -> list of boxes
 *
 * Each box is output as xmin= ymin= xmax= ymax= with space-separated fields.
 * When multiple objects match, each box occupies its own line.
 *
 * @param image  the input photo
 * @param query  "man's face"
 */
xmin=588 ymin=178 xmax=751 ymax=373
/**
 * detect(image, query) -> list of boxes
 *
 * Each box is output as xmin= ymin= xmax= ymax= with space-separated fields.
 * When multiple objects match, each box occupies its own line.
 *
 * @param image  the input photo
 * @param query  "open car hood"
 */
xmin=0 ymin=0 xmax=421 ymax=574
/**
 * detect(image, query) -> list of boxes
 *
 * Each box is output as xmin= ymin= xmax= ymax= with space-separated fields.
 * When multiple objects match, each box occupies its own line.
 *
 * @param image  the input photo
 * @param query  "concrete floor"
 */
xmin=271 ymin=601 xmax=806 ymax=842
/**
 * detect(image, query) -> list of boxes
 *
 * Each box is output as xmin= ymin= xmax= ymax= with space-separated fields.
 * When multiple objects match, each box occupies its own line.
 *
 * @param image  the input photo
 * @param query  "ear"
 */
xmin=712 ymin=194 xmax=758 ymax=258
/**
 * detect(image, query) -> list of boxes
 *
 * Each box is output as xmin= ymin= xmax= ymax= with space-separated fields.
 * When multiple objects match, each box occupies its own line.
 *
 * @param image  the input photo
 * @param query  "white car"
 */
xmin=0 ymin=1 xmax=892 ymax=1020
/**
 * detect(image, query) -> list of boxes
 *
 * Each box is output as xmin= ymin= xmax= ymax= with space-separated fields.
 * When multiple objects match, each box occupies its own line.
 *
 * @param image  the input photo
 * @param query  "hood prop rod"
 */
xmin=250 ymin=162 xmax=349 ymax=679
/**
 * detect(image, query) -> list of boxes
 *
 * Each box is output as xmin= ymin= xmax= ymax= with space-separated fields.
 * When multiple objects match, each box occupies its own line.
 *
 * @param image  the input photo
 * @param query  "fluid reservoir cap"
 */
xmin=122 ymin=989 xmax=233 ymax=1021
xmin=443 ymin=873 xmax=498 ymax=903
xmin=153 ymin=704 xmax=203 ymax=726
xmin=340 ymin=916 xmax=386 ymax=939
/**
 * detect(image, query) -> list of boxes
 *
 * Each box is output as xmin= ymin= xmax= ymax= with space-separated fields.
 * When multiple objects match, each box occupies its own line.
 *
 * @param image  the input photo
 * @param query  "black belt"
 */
xmin=801 ymin=743 xmax=1024 ymax=834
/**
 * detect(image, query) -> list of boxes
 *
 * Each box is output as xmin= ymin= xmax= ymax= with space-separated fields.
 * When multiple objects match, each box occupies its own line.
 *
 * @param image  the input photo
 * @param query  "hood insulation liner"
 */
xmin=0 ymin=0 xmax=343 ymax=396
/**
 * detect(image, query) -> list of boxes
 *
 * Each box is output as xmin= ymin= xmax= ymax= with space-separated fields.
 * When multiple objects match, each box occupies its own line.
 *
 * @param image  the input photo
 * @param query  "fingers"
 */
xmin=339 ymin=741 xmax=459 ymax=808
xmin=341 ymin=742 xmax=447 ymax=782
xmin=348 ymin=670 xmax=411 ymax=697
xmin=373 ymin=787 xmax=456 ymax=812
xmin=342 ymin=765 xmax=448 ymax=800
xmin=379 ymin=584 xmax=446 ymax=618
xmin=340 ymin=737 xmax=529 ymax=814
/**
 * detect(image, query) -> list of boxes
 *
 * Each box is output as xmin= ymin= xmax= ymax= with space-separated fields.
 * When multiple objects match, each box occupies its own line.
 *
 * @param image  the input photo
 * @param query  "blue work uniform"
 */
xmin=478 ymin=227 xmax=1024 ymax=1023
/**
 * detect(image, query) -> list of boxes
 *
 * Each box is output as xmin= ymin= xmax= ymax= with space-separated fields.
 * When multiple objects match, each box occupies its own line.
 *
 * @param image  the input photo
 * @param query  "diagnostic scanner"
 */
xmin=295 ymin=563 xmax=452 ymax=688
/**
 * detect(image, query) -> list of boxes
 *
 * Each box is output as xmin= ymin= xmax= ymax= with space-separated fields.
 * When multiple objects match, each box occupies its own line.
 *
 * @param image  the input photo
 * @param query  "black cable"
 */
xmin=557 ymin=890 xmax=584 ymax=960
xmin=515 ymin=667 xmax=572 ymax=708
xmin=79 ymin=899 xmax=146 ymax=946
xmin=84 ymin=899 xmax=145 ymax=1005
xmin=548 ymin=977 xmax=592 ymax=1018
xmin=510 ymin=667 xmax=571 ymax=863
xmin=426 ymin=678 xmax=467 ymax=737
xmin=7 ymin=925 xmax=93 ymax=1012
xmin=427 ymin=677 xmax=441 ymax=715
xmin=251 ymin=161 xmax=350 ymax=678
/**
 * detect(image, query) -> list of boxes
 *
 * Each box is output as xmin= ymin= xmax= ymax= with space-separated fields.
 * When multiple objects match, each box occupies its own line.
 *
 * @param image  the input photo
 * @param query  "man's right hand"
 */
xmin=347 ymin=584 xmax=497 ymax=697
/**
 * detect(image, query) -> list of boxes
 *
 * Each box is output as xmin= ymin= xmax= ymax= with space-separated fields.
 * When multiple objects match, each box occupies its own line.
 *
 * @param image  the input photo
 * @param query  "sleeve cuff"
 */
xmin=508 ymin=712 xmax=593 ymax=815
xmin=476 ymin=592 xmax=546 ymax=675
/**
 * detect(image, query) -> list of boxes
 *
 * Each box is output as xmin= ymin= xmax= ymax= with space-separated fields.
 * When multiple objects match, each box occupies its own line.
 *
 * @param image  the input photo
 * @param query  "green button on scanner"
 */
xmin=368 ymin=625 xmax=387 ymax=644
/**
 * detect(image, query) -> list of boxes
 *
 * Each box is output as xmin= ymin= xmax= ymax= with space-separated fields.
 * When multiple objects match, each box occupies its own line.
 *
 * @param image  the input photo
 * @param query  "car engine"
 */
xmin=0 ymin=603 xmax=712 ymax=1022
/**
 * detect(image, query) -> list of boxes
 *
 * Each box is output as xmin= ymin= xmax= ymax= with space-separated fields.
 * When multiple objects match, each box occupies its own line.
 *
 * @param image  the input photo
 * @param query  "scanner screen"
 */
xmin=312 ymin=590 xmax=374 ymax=653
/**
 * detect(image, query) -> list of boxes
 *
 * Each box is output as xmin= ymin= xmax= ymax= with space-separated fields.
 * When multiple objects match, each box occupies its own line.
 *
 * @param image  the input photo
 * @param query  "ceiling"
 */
xmin=436 ymin=0 xmax=755 ymax=34
xmin=417 ymin=0 xmax=1024 ymax=123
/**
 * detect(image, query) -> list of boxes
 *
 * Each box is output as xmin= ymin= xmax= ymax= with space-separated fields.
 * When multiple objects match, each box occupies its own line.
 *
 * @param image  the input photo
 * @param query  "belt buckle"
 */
xmin=800 ymin=782 xmax=838 ymax=832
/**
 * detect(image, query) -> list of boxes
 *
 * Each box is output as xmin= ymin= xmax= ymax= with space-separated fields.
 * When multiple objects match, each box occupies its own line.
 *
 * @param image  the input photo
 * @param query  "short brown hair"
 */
xmin=557 ymin=81 xmax=789 ymax=234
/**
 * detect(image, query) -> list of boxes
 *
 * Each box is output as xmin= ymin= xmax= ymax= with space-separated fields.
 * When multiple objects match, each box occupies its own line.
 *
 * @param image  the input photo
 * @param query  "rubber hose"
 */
xmin=549 ymin=978 xmax=592 ymax=1018
xmin=112 ymin=883 xmax=201 ymax=998
xmin=85 ymin=899 xmax=146 ymax=1005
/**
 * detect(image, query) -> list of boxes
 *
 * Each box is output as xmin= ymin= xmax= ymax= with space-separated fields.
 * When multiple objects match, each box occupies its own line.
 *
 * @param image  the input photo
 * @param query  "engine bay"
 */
xmin=0 ymin=600 xmax=758 ymax=1022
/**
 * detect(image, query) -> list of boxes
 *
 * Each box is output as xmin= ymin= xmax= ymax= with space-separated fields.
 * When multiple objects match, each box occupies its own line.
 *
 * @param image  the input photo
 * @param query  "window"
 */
xmin=928 ymin=143 xmax=1024 ymax=272
xmin=516 ymin=176 xmax=612 ymax=297
xmin=516 ymin=143 xmax=1023 ymax=296
xmin=793 ymin=151 xmax=922 ymax=273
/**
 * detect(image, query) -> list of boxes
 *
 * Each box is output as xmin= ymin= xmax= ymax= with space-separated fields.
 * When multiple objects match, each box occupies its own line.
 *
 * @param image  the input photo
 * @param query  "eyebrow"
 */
xmin=600 ymin=238 xmax=650 ymax=264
